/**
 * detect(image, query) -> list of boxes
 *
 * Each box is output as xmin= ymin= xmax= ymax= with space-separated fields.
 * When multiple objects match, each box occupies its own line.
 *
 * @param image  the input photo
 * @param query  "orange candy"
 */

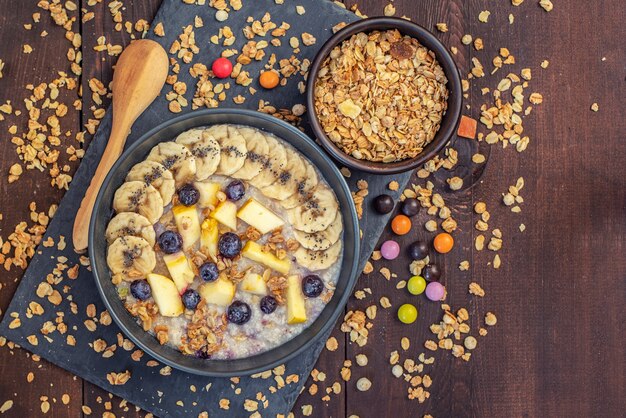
xmin=433 ymin=232 xmax=454 ymax=253
xmin=259 ymin=71 xmax=280 ymax=89
xmin=391 ymin=215 xmax=411 ymax=235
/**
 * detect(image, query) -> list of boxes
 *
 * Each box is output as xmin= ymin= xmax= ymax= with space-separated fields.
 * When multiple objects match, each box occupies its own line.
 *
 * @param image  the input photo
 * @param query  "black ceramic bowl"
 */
xmin=306 ymin=17 xmax=463 ymax=174
xmin=89 ymin=109 xmax=360 ymax=376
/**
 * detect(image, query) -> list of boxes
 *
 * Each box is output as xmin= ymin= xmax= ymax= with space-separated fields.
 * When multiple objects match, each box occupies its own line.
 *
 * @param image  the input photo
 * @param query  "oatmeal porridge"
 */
xmin=105 ymin=124 xmax=343 ymax=359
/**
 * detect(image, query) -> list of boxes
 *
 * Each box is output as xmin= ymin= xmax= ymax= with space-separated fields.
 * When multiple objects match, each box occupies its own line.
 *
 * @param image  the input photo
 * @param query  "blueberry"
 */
xmin=407 ymin=241 xmax=429 ymax=260
xmin=218 ymin=232 xmax=242 ymax=258
xmin=225 ymin=180 xmax=245 ymax=201
xmin=178 ymin=183 xmax=199 ymax=206
xmin=401 ymin=198 xmax=420 ymax=217
xmin=302 ymin=275 xmax=324 ymax=298
xmin=260 ymin=295 xmax=278 ymax=314
xmin=199 ymin=261 xmax=219 ymax=282
xmin=157 ymin=230 xmax=183 ymax=254
xmin=195 ymin=350 xmax=210 ymax=359
xmin=422 ymin=264 xmax=441 ymax=282
xmin=130 ymin=280 xmax=151 ymax=300
xmin=227 ymin=301 xmax=251 ymax=324
xmin=373 ymin=194 xmax=394 ymax=214
xmin=182 ymin=289 xmax=201 ymax=310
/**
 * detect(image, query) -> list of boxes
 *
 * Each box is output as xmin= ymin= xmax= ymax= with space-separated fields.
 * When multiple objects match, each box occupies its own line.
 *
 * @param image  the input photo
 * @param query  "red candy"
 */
xmin=212 ymin=58 xmax=232 ymax=78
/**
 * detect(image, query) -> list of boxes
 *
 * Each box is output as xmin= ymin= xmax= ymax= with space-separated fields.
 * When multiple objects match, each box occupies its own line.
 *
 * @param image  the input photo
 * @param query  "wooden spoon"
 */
xmin=72 ymin=39 xmax=169 ymax=252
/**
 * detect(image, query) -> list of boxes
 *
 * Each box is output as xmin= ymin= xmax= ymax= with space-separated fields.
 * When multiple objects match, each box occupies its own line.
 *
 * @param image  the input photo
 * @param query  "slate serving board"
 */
xmin=0 ymin=1 xmax=415 ymax=416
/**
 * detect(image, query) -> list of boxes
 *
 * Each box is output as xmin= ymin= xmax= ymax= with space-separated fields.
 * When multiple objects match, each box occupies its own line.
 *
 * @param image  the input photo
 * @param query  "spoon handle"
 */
xmin=72 ymin=121 xmax=130 ymax=252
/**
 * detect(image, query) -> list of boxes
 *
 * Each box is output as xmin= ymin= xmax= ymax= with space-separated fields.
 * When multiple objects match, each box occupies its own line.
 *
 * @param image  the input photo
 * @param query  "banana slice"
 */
xmin=205 ymin=124 xmax=229 ymax=141
xmin=113 ymin=181 xmax=164 ymax=224
xmin=261 ymin=148 xmax=307 ymax=200
xmin=248 ymin=135 xmax=287 ymax=188
xmin=175 ymin=129 xmax=221 ymax=181
xmin=232 ymin=128 xmax=270 ymax=180
xmin=293 ymin=211 xmax=342 ymax=251
xmin=126 ymin=160 xmax=175 ymax=206
xmin=287 ymin=184 xmax=338 ymax=233
xmin=147 ymin=142 xmax=196 ymax=185
xmin=214 ymin=125 xmax=247 ymax=175
xmin=280 ymin=161 xmax=319 ymax=209
xmin=107 ymin=236 xmax=156 ymax=280
xmin=106 ymin=212 xmax=156 ymax=246
xmin=294 ymin=240 xmax=342 ymax=271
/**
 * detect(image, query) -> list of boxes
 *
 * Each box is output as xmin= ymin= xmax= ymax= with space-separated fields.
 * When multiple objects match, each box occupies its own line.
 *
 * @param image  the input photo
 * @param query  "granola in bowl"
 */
xmin=313 ymin=28 xmax=449 ymax=163
xmin=105 ymin=124 xmax=344 ymax=360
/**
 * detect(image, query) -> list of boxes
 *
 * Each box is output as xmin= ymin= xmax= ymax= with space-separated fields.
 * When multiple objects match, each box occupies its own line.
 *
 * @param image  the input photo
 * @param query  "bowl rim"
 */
xmin=88 ymin=108 xmax=361 ymax=376
xmin=306 ymin=17 xmax=463 ymax=174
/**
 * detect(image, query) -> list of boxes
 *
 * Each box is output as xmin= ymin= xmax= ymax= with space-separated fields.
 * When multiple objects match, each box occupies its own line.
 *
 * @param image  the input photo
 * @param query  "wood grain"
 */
xmin=0 ymin=0 xmax=624 ymax=417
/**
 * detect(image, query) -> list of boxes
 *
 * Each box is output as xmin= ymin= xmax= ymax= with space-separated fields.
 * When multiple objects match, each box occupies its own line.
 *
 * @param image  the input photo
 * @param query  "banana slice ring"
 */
xmin=113 ymin=181 xmax=164 ymax=224
xmin=215 ymin=125 xmax=247 ymax=175
xmin=126 ymin=160 xmax=175 ymax=206
xmin=147 ymin=142 xmax=196 ymax=185
xmin=175 ymin=129 xmax=221 ymax=181
xmin=261 ymin=148 xmax=307 ymax=201
xmin=293 ymin=211 xmax=342 ymax=251
xmin=107 ymin=235 xmax=156 ymax=280
xmin=105 ymin=212 xmax=156 ymax=246
xmin=232 ymin=127 xmax=270 ymax=180
xmin=248 ymin=135 xmax=287 ymax=188
xmin=287 ymin=184 xmax=338 ymax=233
xmin=281 ymin=161 xmax=319 ymax=209
xmin=294 ymin=240 xmax=342 ymax=271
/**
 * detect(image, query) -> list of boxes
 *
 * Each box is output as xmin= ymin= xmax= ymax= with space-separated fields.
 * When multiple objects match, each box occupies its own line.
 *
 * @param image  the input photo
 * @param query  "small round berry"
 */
xmin=401 ymin=198 xmax=420 ymax=217
xmin=227 ymin=301 xmax=251 ymax=324
xmin=380 ymin=240 xmax=400 ymax=260
xmin=225 ymin=180 xmax=245 ymax=201
xmin=212 ymin=57 xmax=233 ymax=78
xmin=407 ymin=241 xmax=429 ymax=260
xmin=425 ymin=282 xmax=445 ymax=301
xmin=182 ymin=289 xmax=201 ymax=310
xmin=373 ymin=194 xmax=394 ymax=214
xmin=157 ymin=231 xmax=183 ymax=254
xmin=422 ymin=264 xmax=441 ymax=282
xmin=178 ymin=184 xmax=199 ymax=206
xmin=199 ymin=262 xmax=219 ymax=282
xmin=259 ymin=71 xmax=280 ymax=89
xmin=130 ymin=280 xmax=151 ymax=300
xmin=218 ymin=232 xmax=242 ymax=258
xmin=391 ymin=215 xmax=412 ymax=235
xmin=260 ymin=295 xmax=278 ymax=314
xmin=302 ymin=275 xmax=324 ymax=298
xmin=433 ymin=232 xmax=454 ymax=254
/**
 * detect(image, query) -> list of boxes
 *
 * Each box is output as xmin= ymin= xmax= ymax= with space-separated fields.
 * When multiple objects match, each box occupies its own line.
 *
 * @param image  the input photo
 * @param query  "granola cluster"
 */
xmin=314 ymin=29 xmax=449 ymax=162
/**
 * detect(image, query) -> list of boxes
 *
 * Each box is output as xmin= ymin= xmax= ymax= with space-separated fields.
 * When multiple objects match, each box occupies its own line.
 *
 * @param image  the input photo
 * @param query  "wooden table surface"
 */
xmin=0 ymin=1 xmax=624 ymax=417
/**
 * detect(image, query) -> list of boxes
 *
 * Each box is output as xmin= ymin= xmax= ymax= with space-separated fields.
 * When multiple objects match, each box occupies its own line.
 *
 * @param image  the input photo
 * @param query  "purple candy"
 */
xmin=380 ymin=240 xmax=400 ymax=260
xmin=425 ymin=282 xmax=445 ymax=301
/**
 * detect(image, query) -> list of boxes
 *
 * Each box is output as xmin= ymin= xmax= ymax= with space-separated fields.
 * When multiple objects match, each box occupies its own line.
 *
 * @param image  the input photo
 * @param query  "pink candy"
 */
xmin=380 ymin=240 xmax=400 ymax=260
xmin=425 ymin=282 xmax=445 ymax=301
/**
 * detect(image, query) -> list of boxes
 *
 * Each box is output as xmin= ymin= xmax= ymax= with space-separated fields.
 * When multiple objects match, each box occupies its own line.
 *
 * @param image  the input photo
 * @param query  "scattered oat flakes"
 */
xmin=436 ymin=23 xmax=448 ymax=33
xmin=356 ymin=377 xmax=372 ymax=391
xmin=478 ymin=10 xmax=490 ymax=22
xmin=591 ymin=102 xmax=599 ymax=112
xmin=383 ymin=3 xmax=396 ymax=16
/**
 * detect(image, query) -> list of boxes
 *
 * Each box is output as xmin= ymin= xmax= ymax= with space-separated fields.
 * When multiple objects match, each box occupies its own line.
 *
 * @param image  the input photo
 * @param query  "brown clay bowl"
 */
xmin=306 ymin=17 xmax=463 ymax=174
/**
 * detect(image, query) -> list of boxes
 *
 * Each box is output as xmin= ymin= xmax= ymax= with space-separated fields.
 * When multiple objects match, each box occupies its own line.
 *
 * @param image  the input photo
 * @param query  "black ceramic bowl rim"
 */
xmin=88 ymin=109 xmax=361 ymax=377
xmin=306 ymin=17 xmax=463 ymax=174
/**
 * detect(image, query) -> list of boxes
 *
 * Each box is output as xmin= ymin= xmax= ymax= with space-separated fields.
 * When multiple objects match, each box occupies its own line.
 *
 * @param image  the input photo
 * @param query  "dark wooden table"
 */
xmin=0 ymin=1 xmax=624 ymax=417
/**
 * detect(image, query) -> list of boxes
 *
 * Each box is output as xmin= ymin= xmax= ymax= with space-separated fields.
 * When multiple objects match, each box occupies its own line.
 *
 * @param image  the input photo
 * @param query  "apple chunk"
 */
xmin=146 ymin=273 xmax=184 ymax=317
xmin=237 ymin=198 xmax=284 ymax=234
xmin=239 ymin=272 xmax=268 ymax=295
xmin=210 ymin=201 xmax=237 ymax=230
xmin=194 ymin=181 xmax=220 ymax=208
xmin=200 ymin=218 xmax=219 ymax=261
xmin=286 ymin=275 xmax=307 ymax=324
xmin=172 ymin=204 xmax=201 ymax=249
xmin=241 ymin=241 xmax=291 ymax=275
xmin=198 ymin=276 xmax=235 ymax=307
xmin=162 ymin=251 xmax=195 ymax=293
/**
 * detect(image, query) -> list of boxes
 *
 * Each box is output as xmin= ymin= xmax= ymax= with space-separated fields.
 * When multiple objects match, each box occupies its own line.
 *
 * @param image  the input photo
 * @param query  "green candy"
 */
xmin=397 ymin=304 xmax=418 ymax=324
xmin=407 ymin=275 xmax=427 ymax=295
